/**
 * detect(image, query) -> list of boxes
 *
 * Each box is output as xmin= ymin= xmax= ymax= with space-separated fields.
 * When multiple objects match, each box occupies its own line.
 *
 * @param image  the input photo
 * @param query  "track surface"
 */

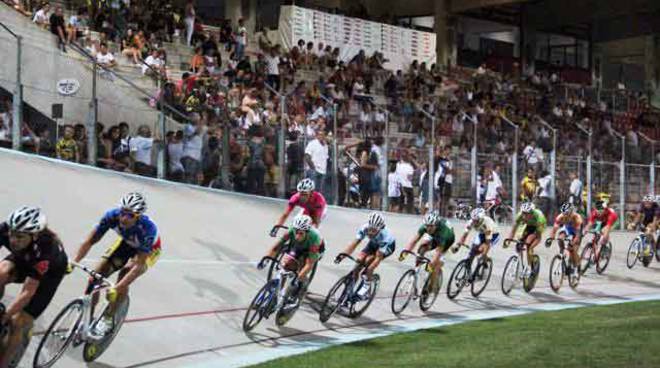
xmin=1 ymin=149 xmax=659 ymax=368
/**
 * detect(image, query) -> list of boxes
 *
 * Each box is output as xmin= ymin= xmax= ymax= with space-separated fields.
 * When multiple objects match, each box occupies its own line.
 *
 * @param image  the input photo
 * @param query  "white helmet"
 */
xmin=520 ymin=202 xmax=535 ymax=213
xmin=120 ymin=192 xmax=147 ymax=214
xmin=423 ymin=211 xmax=440 ymax=226
xmin=643 ymin=194 xmax=655 ymax=203
xmin=7 ymin=206 xmax=46 ymax=233
xmin=367 ymin=212 xmax=386 ymax=230
xmin=292 ymin=214 xmax=312 ymax=231
xmin=296 ymin=178 xmax=315 ymax=193
xmin=560 ymin=202 xmax=574 ymax=214
xmin=470 ymin=208 xmax=485 ymax=222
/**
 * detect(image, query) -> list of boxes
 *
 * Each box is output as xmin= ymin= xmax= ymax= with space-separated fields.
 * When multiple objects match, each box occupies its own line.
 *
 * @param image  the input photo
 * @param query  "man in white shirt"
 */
xmin=182 ymin=115 xmax=205 ymax=184
xmin=142 ymin=49 xmax=165 ymax=76
xmin=265 ymin=46 xmax=281 ymax=91
xmin=96 ymin=43 xmax=116 ymax=80
xmin=32 ymin=4 xmax=50 ymax=27
xmin=568 ymin=172 xmax=582 ymax=206
xmin=435 ymin=147 xmax=453 ymax=216
xmin=523 ymin=141 xmax=543 ymax=172
xmin=395 ymin=149 xmax=416 ymax=214
xmin=129 ymin=125 xmax=155 ymax=176
xmin=537 ymin=170 xmax=553 ymax=219
xmin=167 ymin=130 xmax=185 ymax=181
xmin=483 ymin=165 xmax=503 ymax=218
xmin=304 ymin=130 xmax=329 ymax=195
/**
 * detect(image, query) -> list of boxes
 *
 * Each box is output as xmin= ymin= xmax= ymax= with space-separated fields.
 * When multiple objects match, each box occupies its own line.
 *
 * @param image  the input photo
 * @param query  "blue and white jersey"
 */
xmin=356 ymin=224 xmax=396 ymax=248
xmin=93 ymin=208 xmax=159 ymax=253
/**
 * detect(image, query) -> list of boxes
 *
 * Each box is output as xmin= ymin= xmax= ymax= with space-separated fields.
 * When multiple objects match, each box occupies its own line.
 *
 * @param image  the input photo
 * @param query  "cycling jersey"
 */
xmin=282 ymin=227 xmax=322 ymax=261
xmin=638 ymin=203 xmax=660 ymax=227
xmin=287 ymin=191 xmax=327 ymax=221
xmin=587 ymin=208 xmax=617 ymax=228
xmin=515 ymin=209 xmax=547 ymax=229
xmin=466 ymin=216 xmax=497 ymax=241
xmin=93 ymin=208 xmax=160 ymax=254
xmin=418 ymin=220 xmax=455 ymax=251
xmin=356 ymin=225 xmax=396 ymax=257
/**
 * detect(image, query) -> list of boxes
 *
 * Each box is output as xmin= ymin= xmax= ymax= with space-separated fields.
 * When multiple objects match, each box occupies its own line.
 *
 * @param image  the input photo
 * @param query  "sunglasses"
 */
xmin=294 ymin=230 xmax=306 ymax=236
xmin=120 ymin=210 xmax=139 ymax=219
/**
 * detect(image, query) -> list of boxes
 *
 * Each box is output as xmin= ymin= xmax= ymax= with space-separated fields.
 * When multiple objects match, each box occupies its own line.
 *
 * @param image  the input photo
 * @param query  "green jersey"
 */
xmin=515 ymin=209 xmax=547 ymax=229
xmin=281 ymin=227 xmax=322 ymax=260
xmin=417 ymin=220 xmax=455 ymax=250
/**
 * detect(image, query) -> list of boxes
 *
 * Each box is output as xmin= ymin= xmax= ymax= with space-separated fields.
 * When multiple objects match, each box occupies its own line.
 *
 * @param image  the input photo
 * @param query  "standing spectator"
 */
xmin=387 ymin=163 xmax=402 ymax=212
xmin=184 ymin=0 xmax=196 ymax=46
xmin=202 ymin=128 xmax=222 ymax=186
xmin=182 ymin=116 xmax=204 ymax=184
xmin=483 ymin=164 xmax=504 ymax=217
xmin=520 ymin=168 xmax=538 ymax=202
xmin=235 ymin=18 xmax=248 ymax=61
xmin=73 ymin=123 xmax=87 ymax=162
xmin=304 ymin=130 xmax=329 ymax=196
xmin=436 ymin=146 xmax=452 ymax=217
xmin=129 ymin=125 xmax=156 ymax=177
xmin=56 ymin=125 xmax=79 ymax=162
xmin=537 ymin=170 xmax=552 ymax=218
xmin=246 ymin=126 xmax=266 ymax=195
xmin=167 ymin=130 xmax=184 ymax=181
xmin=522 ymin=140 xmax=543 ymax=172
xmin=265 ymin=46 xmax=281 ymax=92
xmin=568 ymin=172 xmax=582 ymax=206
xmin=286 ymin=131 xmax=304 ymax=194
xmin=396 ymin=149 xmax=416 ymax=214
xmin=0 ymin=115 xmax=10 ymax=146
xmin=49 ymin=6 xmax=67 ymax=52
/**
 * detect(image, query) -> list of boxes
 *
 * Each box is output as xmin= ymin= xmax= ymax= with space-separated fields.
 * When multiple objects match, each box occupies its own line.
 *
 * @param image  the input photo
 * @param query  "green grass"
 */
xmin=251 ymin=300 xmax=660 ymax=368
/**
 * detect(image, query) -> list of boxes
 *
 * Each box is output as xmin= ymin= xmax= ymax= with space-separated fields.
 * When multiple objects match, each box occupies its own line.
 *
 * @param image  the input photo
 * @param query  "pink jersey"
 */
xmin=288 ymin=192 xmax=327 ymax=221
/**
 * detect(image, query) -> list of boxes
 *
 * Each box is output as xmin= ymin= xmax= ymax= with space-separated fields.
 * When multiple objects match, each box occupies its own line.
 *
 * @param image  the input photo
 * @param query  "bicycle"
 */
xmin=391 ymin=250 xmax=441 ymax=316
xmin=267 ymin=225 xmax=321 ymax=283
xmin=446 ymin=243 xmax=493 ymax=299
xmin=545 ymin=238 xmax=580 ymax=292
xmin=626 ymin=231 xmax=655 ymax=269
xmin=453 ymin=202 xmax=473 ymax=221
xmin=579 ymin=230 xmax=612 ymax=275
xmin=33 ymin=262 xmax=130 ymax=367
xmin=243 ymin=256 xmax=304 ymax=331
xmin=319 ymin=253 xmax=380 ymax=323
xmin=501 ymin=238 xmax=540 ymax=295
xmin=484 ymin=198 xmax=513 ymax=224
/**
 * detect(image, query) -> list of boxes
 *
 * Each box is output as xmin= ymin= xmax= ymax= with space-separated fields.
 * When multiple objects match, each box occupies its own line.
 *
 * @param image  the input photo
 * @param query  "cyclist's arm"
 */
xmin=267 ymin=232 xmax=291 ymax=257
xmin=114 ymin=251 xmax=148 ymax=294
xmin=508 ymin=221 xmax=520 ymax=240
xmin=275 ymin=206 xmax=294 ymax=227
xmin=297 ymin=257 xmax=316 ymax=280
xmin=549 ymin=221 xmax=560 ymax=239
xmin=459 ymin=222 xmax=472 ymax=244
xmin=403 ymin=233 xmax=422 ymax=253
xmin=73 ymin=228 xmax=104 ymax=263
xmin=342 ymin=239 xmax=361 ymax=257
xmin=4 ymin=277 xmax=39 ymax=321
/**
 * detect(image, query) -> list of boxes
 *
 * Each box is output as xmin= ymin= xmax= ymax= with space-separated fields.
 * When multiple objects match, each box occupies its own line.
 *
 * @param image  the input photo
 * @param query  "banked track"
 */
xmin=1 ymin=149 xmax=659 ymax=368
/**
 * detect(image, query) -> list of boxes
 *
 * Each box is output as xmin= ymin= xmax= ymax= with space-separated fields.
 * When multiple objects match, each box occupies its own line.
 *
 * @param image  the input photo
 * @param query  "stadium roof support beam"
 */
xmin=450 ymin=0 xmax=528 ymax=14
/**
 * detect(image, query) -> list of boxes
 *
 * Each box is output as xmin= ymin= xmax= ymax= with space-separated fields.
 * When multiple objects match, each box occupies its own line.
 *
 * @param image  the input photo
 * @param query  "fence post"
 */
xmin=87 ymin=61 xmax=98 ymax=166
xmin=12 ymin=35 xmax=22 ymax=150
xmin=587 ymin=130 xmax=593 ymax=214
xmin=550 ymin=128 xmax=557 ymax=203
xmin=156 ymin=109 xmax=166 ymax=179
xmin=620 ymin=135 xmax=626 ymax=230
xmin=512 ymin=126 xmax=519 ymax=217
xmin=382 ymin=111 xmax=389 ymax=210
xmin=471 ymin=116 xmax=478 ymax=205
xmin=278 ymin=95 xmax=286 ymax=198
xmin=332 ymin=103 xmax=339 ymax=206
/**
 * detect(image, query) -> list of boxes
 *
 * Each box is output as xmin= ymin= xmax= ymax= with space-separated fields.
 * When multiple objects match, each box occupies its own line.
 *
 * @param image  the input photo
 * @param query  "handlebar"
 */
xmin=400 ymin=249 xmax=431 ymax=264
xmin=503 ymin=238 xmax=523 ymax=249
xmin=71 ymin=262 xmax=114 ymax=288
xmin=451 ymin=243 xmax=470 ymax=254
xmin=335 ymin=252 xmax=366 ymax=267
xmin=545 ymin=238 xmax=555 ymax=248
xmin=269 ymin=225 xmax=289 ymax=237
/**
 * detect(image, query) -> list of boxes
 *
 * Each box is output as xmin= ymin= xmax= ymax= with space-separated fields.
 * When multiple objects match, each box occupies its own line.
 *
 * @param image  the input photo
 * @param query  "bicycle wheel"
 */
xmin=471 ymin=257 xmax=493 ymax=298
xmin=567 ymin=261 xmax=580 ymax=289
xmin=33 ymin=299 xmax=85 ymax=368
xmin=391 ymin=269 xmax=416 ymax=316
xmin=319 ymin=276 xmax=350 ymax=323
xmin=243 ymin=283 xmax=274 ymax=332
xmin=420 ymin=269 xmax=442 ymax=311
xmin=83 ymin=296 xmax=130 ymax=362
xmin=549 ymin=255 xmax=564 ymax=293
xmin=523 ymin=255 xmax=540 ymax=293
xmin=626 ymin=238 xmax=641 ymax=269
xmin=501 ymin=255 xmax=520 ymax=296
xmin=349 ymin=274 xmax=380 ymax=318
xmin=275 ymin=285 xmax=303 ymax=327
xmin=656 ymin=242 xmax=660 ymax=262
xmin=446 ymin=260 xmax=468 ymax=300
xmin=579 ymin=244 xmax=594 ymax=275
xmin=596 ymin=242 xmax=612 ymax=274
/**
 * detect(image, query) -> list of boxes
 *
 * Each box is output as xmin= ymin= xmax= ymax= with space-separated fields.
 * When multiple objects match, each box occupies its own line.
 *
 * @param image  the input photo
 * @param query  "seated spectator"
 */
xmin=67 ymin=7 xmax=88 ymax=44
xmin=121 ymin=29 xmax=141 ymax=64
xmin=190 ymin=47 xmax=204 ymax=73
xmin=32 ymin=3 xmax=50 ymax=28
xmin=56 ymin=125 xmax=79 ymax=162
xmin=142 ymin=49 xmax=166 ymax=78
xmin=49 ymin=6 xmax=67 ymax=52
xmin=96 ymin=43 xmax=117 ymax=79
xmin=130 ymin=125 xmax=156 ymax=177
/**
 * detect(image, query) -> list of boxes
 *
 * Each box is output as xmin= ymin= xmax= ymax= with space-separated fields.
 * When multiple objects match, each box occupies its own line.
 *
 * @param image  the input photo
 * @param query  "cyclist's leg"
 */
xmin=429 ymin=246 xmax=445 ymax=290
xmin=0 ymin=311 xmax=33 ymax=367
xmin=523 ymin=229 xmax=539 ymax=267
xmin=365 ymin=241 xmax=394 ymax=279
xmin=0 ymin=258 xmax=17 ymax=300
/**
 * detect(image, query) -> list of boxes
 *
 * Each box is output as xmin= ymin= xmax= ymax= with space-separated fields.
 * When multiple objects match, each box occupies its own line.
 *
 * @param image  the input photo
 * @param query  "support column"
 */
xmin=225 ymin=0 xmax=243 ymax=27
xmin=434 ymin=0 xmax=455 ymax=69
xmin=520 ymin=5 xmax=537 ymax=77
xmin=645 ymin=34 xmax=660 ymax=109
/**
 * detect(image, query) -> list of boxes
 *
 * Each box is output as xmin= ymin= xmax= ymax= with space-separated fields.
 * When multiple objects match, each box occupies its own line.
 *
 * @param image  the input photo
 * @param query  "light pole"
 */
xmin=500 ymin=114 xmax=519 ymax=218
xmin=419 ymin=108 xmax=436 ymax=213
xmin=575 ymin=122 xmax=592 ymax=214
xmin=319 ymin=94 xmax=339 ymax=205
xmin=611 ymin=129 xmax=626 ymax=230
xmin=0 ymin=22 xmax=23 ymax=150
xmin=462 ymin=112 xmax=479 ymax=205
xmin=536 ymin=116 xmax=557 ymax=208
xmin=639 ymin=132 xmax=657 ymax=195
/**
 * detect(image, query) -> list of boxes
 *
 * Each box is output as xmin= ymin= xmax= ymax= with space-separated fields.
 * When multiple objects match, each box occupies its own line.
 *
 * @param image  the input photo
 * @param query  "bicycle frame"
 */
xmin=504 ymin=238 xmax=531 ymax=278
xmin=400 ymin=250 xmax=431 ymax=295
xmin=70 ymin=262 xmax=116 ymax=343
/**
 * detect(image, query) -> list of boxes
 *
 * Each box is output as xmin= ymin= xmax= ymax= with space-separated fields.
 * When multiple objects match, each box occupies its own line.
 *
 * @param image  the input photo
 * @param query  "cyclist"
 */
xmin=631 ymin=194 xmax=660 ymax=256
xmin=260 ymin=214 xmax=322 ymax=301
xmin=336 ymin=213 xmax=395 ymax=300
xmin=272 ymin=178 xmax=327 ymax=236
xmin=548 ymin=202 xmax=583 ymax=276
xmin=0 ymin=206 xmax=68 ymax=368
xmin=508 ymin=202 xmax=546 ymax=277
xmin=400 ymin=211 xmax=455 ymax=294
xmin=582 ymin=193 xmax=617 ymax=261
xmin=455 ymin=208 xmax=499 ymax=266
xmin=71 ymin=192 xmax=161 ymax=336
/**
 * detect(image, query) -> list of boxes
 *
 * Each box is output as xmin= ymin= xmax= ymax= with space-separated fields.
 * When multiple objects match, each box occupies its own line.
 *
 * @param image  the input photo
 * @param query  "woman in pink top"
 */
xmin=272 ymin=178 xmax=327 ymax=236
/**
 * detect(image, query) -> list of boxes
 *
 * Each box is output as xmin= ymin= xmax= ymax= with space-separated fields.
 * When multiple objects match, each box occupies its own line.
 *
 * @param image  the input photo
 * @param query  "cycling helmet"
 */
xmin=560 ymin=202 xmax=574 ymax=214
xmin=643 ymin=194 xmax=655 ymax=203
xmin=292 ymin=214 xmax=312 ymax=231
xmin=520 ymin=202 xmax=535 ymax=213
xmin=7 ymin=206 xmax=46 ymax=233
xmin=296 ymin=178 xmax=315 ymax=193
xmin=423 ymin=211 xmax=440 ymax=226
xmin=120 ymin=192 xmax=147 ymax=215
xmin=367 ymin=212 xmax=386 ymax=230
xmin=470 ymin=208 xmax=486 ymax=222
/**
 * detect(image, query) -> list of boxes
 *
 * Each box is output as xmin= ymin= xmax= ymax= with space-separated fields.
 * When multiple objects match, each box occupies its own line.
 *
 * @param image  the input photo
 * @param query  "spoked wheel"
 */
xmin=447 ymin=260 xmax=469 ymax=300
xmin=471 ymin=257 xmax=493 ymax=298
xmin=420 ymin=269 xmax=442 ymax=311
xmin=501 ymin=255 xmax=520 ymax=296
xmin=349 ymin=274 xmax=380 ymax=318
xmin=549 ymin=255 xmax=564 ymax=293
xmin=656 ymin=242 xmax=660 ymax=263
xmin=627 ymin=238 xmax=641 ymax=269
xmin=596 ymin=242 xmax=612 ymax=274
xmin=319 ymin=276 xmax=350 ymax=323
xmin=580 ymin=244 xmax=594 ymax=275
xmin=243 ymin=283 xmax=274 ymax=332
xmin=391 ymin=270 xmax=416 ymax=316
xmin=83 ymin=296 xmax=130 ymax=362
xmin=33 ymin=299 xmax=85 ymax=368
xmin=523 ymin=255 xmax=540 ymax=293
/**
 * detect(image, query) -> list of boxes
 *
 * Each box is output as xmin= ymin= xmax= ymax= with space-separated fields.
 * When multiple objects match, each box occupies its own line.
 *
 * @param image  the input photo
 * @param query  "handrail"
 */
xmin=0 ymin=21 xmax=18 ymax=38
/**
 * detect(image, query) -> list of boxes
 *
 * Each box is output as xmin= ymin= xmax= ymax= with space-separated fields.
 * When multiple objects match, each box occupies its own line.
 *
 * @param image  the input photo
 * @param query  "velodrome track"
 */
xmin=2 ymin=148 xmax=660 ymax=368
